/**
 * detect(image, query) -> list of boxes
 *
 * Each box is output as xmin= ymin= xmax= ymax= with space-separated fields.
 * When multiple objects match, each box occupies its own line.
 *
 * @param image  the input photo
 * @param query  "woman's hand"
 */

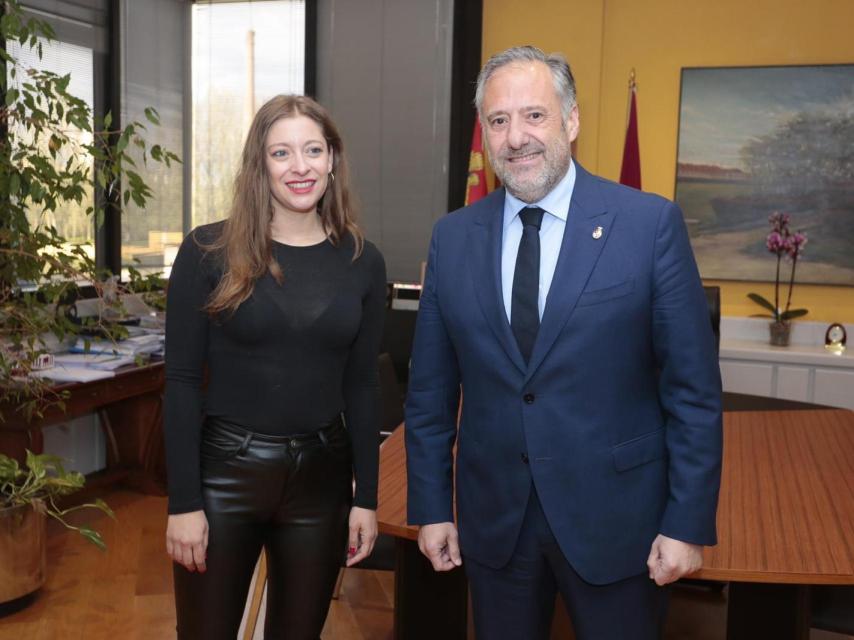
xmin=346 ymin=506 xmax=378 ymax=567
xmin=166 ymin=510 xmax=209 ymax=573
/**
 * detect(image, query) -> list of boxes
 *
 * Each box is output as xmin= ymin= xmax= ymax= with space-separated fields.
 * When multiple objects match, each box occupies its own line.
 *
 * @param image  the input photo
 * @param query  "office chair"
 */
xmin=380 ymin=307 xmax=418 ymax=393
xmin=241 ymin=552 xmax=267 ymax=640
xmin=812 ymin=586 xmax=854 ymax=634
xmin=703 ymin=285 xmax=721 ymax=350
xmin=378 ymin=352 xmax=404 ymax=439
xmin=331 ymin=530 xmax=397 ymax=600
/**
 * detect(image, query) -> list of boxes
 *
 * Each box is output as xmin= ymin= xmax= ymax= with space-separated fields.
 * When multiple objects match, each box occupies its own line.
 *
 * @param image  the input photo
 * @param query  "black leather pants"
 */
xmin=173 ymin=416 xmax=353 ymax=640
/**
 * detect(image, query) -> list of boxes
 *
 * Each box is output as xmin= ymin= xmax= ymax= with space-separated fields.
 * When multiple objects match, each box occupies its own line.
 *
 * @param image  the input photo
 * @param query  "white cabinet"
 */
xmin=776 ymin=366 xmax=811 ymax=403
xmin=813 ymin=369 xmax=854 ymax=410
xmin=719 ymin=339 xmax=854 ymax=410
xmin=719 ymin=361 xmax=774 ymax=397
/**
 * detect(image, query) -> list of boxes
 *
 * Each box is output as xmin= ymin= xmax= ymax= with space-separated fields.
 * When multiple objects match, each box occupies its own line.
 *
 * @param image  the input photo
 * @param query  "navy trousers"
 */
xmin=464 ymin=487 xmax=669 ymax=640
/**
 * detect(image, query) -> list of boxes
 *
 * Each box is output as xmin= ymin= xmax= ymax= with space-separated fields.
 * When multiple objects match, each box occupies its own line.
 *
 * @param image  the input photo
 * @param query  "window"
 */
xmin=192 ymin=0 xmax=306 ymax=230
xmin=6 ymin=36 xmax=97 ymax=260
xmin=5 ymin=0 xmax=309 ymax=277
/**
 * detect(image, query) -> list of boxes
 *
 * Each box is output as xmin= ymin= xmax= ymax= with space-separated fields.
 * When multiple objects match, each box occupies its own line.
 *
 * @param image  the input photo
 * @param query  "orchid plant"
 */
xmin=747 ymin=212 xmax=809 ymax=324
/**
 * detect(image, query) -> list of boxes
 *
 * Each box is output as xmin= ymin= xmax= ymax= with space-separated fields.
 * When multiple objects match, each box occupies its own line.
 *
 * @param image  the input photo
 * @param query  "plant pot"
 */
xmin=769 ymin=321 xmax=792 ymax=347
xmin=0 ymin=503 xmax=47 ymax=604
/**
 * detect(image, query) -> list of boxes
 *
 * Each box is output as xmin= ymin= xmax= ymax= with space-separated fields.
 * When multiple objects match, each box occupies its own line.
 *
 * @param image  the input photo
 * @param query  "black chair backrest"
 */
xmin=703 ymin=285 xmax=721 ymax=350
xmin=812 ymin=586 xmax=854 ymax=634
xmin=378 ymin=352 xmax=404 ymax=434
xmin=380 ymin=308 xmax=418 ymax=390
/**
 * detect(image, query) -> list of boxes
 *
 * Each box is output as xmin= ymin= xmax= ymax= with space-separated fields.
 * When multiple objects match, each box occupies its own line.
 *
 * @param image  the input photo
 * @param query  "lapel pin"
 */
xmin=592 ymin=226 xmax=603 ymax=239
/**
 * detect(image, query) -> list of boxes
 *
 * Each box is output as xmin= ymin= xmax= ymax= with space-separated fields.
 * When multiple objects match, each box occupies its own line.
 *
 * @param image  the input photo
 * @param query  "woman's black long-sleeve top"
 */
xmin=163 ymin=222 xmax=387 ymax=515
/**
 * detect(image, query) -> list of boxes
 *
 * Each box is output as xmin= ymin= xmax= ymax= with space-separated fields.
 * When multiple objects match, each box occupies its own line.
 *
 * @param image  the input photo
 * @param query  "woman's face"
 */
xmin=264 ymin=115 xmax=333 ymax=218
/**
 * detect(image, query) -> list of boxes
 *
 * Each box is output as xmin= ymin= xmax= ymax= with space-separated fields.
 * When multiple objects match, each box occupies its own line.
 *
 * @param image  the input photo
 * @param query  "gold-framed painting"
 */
xmin=675 ymin=64 xmax=854 ymax=285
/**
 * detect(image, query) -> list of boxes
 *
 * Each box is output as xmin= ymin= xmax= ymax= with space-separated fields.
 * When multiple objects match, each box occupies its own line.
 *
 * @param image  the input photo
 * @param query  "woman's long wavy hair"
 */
xmin=201 ymin=95 xmax=363 ymax=316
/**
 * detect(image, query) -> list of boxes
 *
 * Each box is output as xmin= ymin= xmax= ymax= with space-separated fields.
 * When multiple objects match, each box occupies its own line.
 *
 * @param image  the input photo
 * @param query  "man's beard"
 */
xmin=491 ymin=136 xmax=571 ymax=204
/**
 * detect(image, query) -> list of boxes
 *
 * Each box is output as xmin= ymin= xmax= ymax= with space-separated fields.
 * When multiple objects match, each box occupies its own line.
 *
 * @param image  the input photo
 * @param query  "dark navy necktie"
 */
xmin=511 ymin=206 xmax=544 ymax=364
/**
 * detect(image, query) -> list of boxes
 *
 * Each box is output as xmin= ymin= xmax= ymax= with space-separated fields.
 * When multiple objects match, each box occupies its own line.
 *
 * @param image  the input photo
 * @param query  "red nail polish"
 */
xmin=349 ymin=546 xmax=357 ymax=555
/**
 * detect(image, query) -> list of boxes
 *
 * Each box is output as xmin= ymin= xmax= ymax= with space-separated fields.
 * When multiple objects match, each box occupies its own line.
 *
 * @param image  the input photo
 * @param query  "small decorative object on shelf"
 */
xmin=825 ymin=323 xmax=847 ymax=355
xmin=747 ymin=212 xmax=809 ymax=347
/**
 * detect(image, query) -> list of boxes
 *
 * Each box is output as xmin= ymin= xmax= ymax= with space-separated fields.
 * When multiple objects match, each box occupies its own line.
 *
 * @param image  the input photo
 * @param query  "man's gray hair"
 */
xmin=474 ymin=45 xmax=576 ymax=121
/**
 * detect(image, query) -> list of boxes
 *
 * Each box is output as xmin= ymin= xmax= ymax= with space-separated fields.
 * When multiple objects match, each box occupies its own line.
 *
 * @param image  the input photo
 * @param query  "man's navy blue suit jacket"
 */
xmin=404 ymin=163 xmax=723 ymax=585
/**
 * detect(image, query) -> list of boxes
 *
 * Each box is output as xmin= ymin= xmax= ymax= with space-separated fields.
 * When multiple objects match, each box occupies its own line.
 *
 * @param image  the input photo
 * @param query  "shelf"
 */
xmin=720 ymin=339 xmax=854 ymax=369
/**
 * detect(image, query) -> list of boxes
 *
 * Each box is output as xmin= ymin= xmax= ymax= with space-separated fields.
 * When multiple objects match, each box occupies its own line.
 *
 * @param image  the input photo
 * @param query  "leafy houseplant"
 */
xmin=0 ymin=0 xmax=179 ymax=420
xmin=747 ymin=212 xmax=808 ymax=346
xmin=0 ymin=450 xmax=114 ymax=547
xmin=0 ymin=450 xmax=114 ymax=602
xmin=0 ymin=0 xmax=177 ymax=604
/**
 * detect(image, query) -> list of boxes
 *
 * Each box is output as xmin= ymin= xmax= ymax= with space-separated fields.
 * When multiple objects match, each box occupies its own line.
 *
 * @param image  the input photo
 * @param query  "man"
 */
xmin=404 ymin=46 xmax=722 ymax=639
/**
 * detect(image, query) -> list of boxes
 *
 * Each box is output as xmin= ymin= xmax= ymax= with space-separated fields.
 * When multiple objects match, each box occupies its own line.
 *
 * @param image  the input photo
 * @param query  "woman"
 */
xmin=164 ymin=95 xmax=386 ymax=639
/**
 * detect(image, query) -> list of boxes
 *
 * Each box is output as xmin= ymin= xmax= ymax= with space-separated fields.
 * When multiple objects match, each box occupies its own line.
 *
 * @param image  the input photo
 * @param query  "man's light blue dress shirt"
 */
xmin=501 ymin=160 xmax=577 ymax=323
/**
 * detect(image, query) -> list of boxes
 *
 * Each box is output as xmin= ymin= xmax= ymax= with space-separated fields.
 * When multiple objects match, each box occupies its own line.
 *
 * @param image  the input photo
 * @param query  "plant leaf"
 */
xmin=78 ymin=527 xmax=107 ymax=551
xmin=25 ymin=450 xmax=46 ymax=479
xmin=0 ymin=455 xmax=21 ymax=482
xmin=143 ymin=106 xmax=160 ymax=125
xmin=781 ymin=308 xmax=809 ymax=321
xmin=94 ymin=498 xmax=116 ymax=520
xmin=747 ymin=293 xmax=777 ymax=314
xmin=4 ymin=87 xmax=19 ymax=106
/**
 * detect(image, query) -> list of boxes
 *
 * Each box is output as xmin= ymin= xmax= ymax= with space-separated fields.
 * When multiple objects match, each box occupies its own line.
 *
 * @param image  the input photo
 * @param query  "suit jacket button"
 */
xmin=521 ymin=453 xmax=529 ymax=464
xmin=523 ymin=393 xmax=535 ymax=404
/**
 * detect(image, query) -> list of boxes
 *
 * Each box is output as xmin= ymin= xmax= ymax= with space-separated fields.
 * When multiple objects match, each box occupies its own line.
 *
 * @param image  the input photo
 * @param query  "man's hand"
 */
xmin=646 ymin=533 xmax=703 ymax=586
xmin=166 ymin=510 xmax=209 ymax=573
xmin=346 ymin=507 xmax=378 ymax=567
xmin=418 ymin=522 xmax=462 ymax=571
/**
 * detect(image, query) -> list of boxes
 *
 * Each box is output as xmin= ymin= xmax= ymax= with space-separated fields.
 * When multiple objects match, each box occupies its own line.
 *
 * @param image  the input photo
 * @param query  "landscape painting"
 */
xmin=674 ymin=65 xmax=854 ymax=285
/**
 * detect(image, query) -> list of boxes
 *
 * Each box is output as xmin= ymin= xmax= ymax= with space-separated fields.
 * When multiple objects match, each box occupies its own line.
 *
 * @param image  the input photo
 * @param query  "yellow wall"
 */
xmin=482 ymin=0 xmax=854 ymax=322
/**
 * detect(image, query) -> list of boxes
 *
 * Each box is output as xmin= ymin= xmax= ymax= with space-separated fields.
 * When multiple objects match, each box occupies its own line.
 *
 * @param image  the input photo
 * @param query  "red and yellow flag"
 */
xmin=464 ymin=121 xmax=488 ymax=205
xmin=619 ymin=71 xmax=641 ymax=190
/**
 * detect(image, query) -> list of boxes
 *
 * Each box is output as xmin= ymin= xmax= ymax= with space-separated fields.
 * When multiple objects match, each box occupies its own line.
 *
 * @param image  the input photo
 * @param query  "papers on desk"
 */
xmin=69 ymin=333 xmax=164 ymax=357
xmin=29 ymin=333 xmax=165 ymax=383
xmin=31 ymin=363 xmax=115 ymax=383
xmin=28 ymin=331 xmax=165 ymax=383
xmin=53 ymin=352 xmax=138 ymax=371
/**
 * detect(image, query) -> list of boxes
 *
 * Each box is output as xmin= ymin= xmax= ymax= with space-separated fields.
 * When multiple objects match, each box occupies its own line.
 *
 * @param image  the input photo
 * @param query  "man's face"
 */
xmin=481 ymin=61 xmax=579 ymax=203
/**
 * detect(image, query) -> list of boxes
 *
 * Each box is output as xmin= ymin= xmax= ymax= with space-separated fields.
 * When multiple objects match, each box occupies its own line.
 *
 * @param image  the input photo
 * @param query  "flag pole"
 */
xmin=625 ymin=68 xmax=636 ymax=129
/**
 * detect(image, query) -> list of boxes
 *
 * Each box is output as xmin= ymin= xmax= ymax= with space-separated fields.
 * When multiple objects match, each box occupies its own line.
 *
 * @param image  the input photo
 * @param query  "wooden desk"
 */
xmin=376 ymin=424 xmax=415 ymax=541
xmin=698 ymin=408 xmax=854 ymax=638
xmin=377 ymin=429 xmax=468 ymax=639
xmin=377 ymin=405 xmax=854 ymax=640
xmin=0 ymin=362 xmax=166 ymax=495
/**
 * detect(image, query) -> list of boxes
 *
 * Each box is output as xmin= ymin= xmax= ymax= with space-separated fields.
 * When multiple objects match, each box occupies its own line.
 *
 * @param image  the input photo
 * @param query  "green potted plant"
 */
xmin=1 ymin=0 xmax=179 ymax=421
xmin=0 ymin=450 xmax=114 ymax=603
xmin=747 ymin=212 xmax=808 ymax=346
xmin=0 ymin=0 xmax=178 ymax=605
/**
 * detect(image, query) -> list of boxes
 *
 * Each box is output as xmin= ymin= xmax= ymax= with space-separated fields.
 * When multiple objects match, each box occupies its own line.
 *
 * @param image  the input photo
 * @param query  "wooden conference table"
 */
xmin=376 ymin=395 xmax=854 ymax=640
